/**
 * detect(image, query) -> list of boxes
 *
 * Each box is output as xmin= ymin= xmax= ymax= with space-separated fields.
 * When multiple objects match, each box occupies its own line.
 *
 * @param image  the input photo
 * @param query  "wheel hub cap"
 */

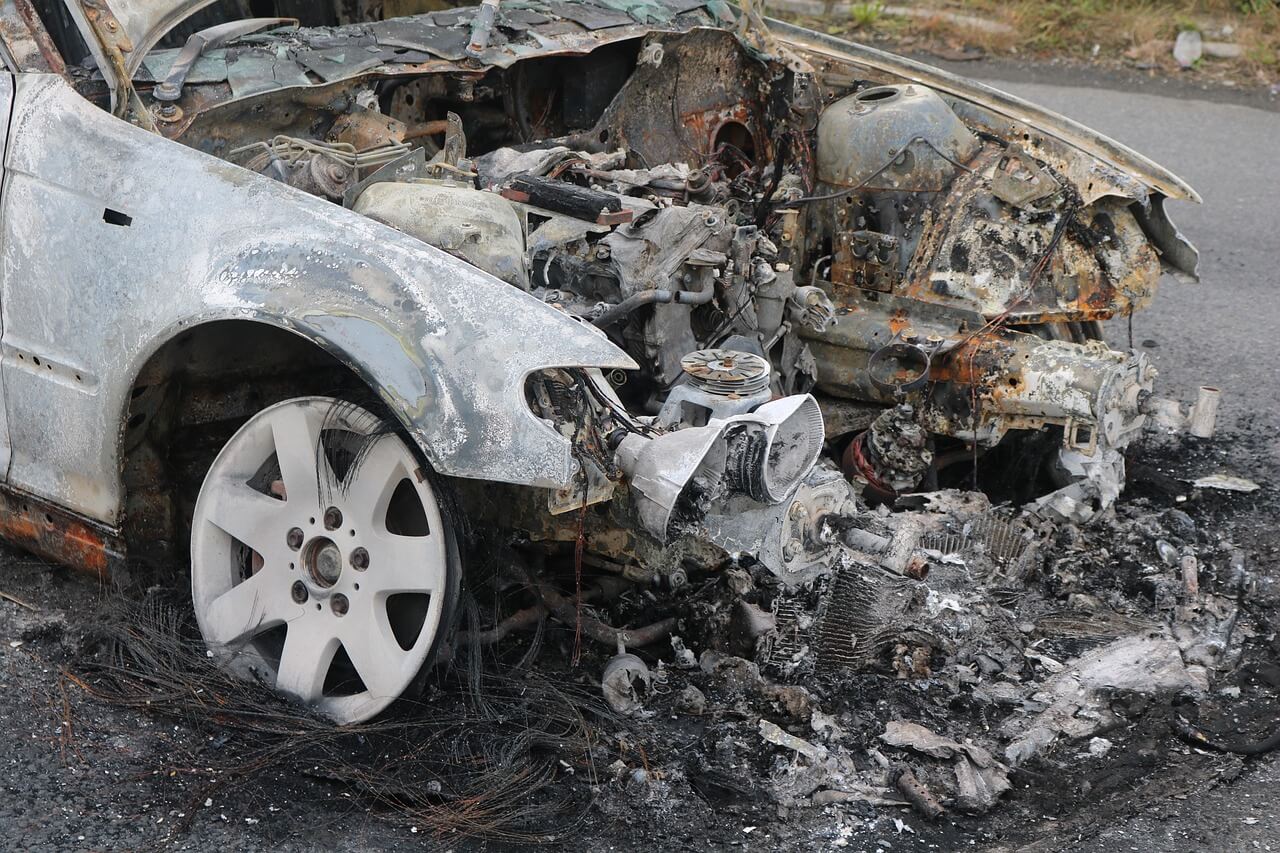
xmin=304 ymin=536 xmax=343 ymax=588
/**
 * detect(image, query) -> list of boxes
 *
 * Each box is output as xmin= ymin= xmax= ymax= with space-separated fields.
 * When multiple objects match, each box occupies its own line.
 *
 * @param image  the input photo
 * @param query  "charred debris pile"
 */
xmin=456 ymin=436 xmax=1265 ymax=829
xmin=59 ymin=434 xmax=1271 ymax=842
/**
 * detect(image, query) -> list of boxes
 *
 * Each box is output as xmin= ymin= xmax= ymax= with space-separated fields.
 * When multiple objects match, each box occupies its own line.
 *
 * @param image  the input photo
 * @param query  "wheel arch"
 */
xmin=118 ymin=313 xmax=436 ymax=561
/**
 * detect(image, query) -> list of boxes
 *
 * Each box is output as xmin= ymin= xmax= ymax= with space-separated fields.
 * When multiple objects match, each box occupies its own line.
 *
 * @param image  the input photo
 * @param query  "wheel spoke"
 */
xmin=341 ymin=618 xmax=411 ymax=699
xmin=203 ymin=568 xmax=293 ymax=647
xmin=368 ymin=532 xmax=443 ymax=594
xmin=343 ymin=437 xmax=407 ymax=528
xmin=275 ymin=616 xmax=339 ymax=703
xmin=202 ymin=476 xmax=290 ymax=555
xmin=268 ymin=402 xmax=331 ymax=509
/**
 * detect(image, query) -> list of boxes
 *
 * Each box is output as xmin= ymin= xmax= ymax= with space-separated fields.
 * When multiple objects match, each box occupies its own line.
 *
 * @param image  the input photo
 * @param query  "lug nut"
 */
xmin=291 ymin=581 xmax=308 ymax=604
xmin=350 ymin=547 xmax=369 ymax=571
xmin=287 ymin=527 xmax=304 ymax=550
xmin=323 ymin=506 xmax=343 ymax=530
xmin=330 ymin=593 xmax=349 ymax=616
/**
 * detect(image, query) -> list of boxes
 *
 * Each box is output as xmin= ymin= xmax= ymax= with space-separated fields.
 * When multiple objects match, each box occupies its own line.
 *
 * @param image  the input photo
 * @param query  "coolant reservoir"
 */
xmin=816 ymin=84 xmax=980 ymax=193
xmin=354 ymin=181 xmax=528 ymax=289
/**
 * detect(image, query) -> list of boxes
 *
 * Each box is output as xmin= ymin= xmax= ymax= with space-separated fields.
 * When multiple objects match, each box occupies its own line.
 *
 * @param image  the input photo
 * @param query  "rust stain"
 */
xmin=928 ymin=335 xmax=1013 ymax=387
xmin=0 ymin=489 xmax=121 ymax=579
xmin=7 ymin=0 xmax=66 ymax=73
xmin=680 ymin=103 xmax=768 ymax=165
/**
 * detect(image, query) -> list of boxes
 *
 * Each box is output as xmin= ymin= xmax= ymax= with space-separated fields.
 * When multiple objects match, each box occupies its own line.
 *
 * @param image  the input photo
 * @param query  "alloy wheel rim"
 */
xmin=190 ymin=397 xmax=449 ymax=724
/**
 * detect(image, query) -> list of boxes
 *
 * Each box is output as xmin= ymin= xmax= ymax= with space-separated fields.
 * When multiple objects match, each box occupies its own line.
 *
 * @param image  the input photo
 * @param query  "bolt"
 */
xmin=286 ymin=527 xmax=304 ymax=550
xmin=350 ymin=547 xmax=369 ymax=571
xmin=291 ymin=581 xmax=308 ymax=604
xmin=330 ymin=594 xmax=349 ymax=616
xmin=323 ymin=507 xmax=343 ymax=530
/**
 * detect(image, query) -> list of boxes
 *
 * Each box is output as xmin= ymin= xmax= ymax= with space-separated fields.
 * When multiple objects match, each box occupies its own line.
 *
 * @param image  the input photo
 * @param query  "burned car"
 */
xmin=0 ymin=0 xmax=1215 ymax=723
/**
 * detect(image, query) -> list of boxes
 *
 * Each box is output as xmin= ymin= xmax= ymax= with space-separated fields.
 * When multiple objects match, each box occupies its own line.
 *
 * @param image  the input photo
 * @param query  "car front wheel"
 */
xmin=189 ymin=396 xmax=456 ymax=724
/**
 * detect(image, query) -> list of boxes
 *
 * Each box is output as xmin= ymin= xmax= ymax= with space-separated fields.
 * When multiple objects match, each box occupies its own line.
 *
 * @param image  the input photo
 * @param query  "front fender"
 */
xmin=0 ymin=74 xmax=633 ymax=524
xmin=193 ymin=228 xmax=635 ymax=489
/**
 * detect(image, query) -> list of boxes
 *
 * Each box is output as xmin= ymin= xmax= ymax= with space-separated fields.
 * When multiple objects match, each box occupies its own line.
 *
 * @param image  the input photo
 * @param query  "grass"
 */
xmin=848 ymin=1 xmax=884 ymax=28
xmin=779 ymin=0 xmax=1280 ymax=86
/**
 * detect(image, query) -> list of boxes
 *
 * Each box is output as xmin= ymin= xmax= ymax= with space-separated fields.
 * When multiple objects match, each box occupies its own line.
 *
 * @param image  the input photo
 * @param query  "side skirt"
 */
xmin=0 ymin=484 xmax=125 ymax=579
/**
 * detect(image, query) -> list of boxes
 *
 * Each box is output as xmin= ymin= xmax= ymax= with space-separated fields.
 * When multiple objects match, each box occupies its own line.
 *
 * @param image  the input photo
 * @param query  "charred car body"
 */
xmin=0 ymin=0 xmax=1214 ymax=722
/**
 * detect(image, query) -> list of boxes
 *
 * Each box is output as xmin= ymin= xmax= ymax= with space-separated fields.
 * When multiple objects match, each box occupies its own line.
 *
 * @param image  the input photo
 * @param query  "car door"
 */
xmin=0 ymin=70 xmax=14 ymax=481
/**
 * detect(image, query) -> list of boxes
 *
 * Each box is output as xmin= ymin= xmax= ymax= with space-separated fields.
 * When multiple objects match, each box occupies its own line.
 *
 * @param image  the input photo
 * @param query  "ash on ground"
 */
xmin=1 ymin=432 xmax=1276 ymax=851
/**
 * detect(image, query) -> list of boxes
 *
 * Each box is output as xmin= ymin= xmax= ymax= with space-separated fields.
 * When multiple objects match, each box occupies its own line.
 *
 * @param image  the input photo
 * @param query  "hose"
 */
xmin=591 ymin=287 xmax=715 ymax=327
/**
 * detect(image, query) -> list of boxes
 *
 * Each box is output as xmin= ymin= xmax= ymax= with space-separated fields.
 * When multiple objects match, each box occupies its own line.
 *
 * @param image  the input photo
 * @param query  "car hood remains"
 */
xmin=91 ymin=0 xmax=1196 ymax=214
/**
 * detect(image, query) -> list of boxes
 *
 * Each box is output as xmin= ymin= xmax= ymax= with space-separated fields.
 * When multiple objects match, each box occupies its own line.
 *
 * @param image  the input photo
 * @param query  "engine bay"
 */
xmin=117 ymin=4 xmax=1218 ymax=586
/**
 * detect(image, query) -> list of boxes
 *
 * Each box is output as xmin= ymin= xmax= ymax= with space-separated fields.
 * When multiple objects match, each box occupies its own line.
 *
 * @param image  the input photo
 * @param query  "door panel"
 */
xmin=0 ymin=72 xmax=14 ymax=481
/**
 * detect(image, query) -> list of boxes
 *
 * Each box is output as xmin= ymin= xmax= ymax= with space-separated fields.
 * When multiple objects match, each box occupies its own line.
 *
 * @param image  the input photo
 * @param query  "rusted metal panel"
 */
xmin=896 ymin=195 xmax=1162 ymax=323
xmin=0 ymin=0 xmax=66 ymax=73
xmin=594 ymin=28 xmax=772 ymax=170
xmin=0 ymin=484 xmax=124 ymax=579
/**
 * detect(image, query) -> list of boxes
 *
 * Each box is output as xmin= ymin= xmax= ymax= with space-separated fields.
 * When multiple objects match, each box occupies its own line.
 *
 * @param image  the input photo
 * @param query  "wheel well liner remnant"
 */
xmin=121 ymin=319 xmax=366 ymax=561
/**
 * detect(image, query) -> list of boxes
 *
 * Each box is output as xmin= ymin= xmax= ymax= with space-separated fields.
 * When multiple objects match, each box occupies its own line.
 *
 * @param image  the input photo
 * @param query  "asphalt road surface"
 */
xmin=0 ymin=62 xmax=1276 ymax=851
